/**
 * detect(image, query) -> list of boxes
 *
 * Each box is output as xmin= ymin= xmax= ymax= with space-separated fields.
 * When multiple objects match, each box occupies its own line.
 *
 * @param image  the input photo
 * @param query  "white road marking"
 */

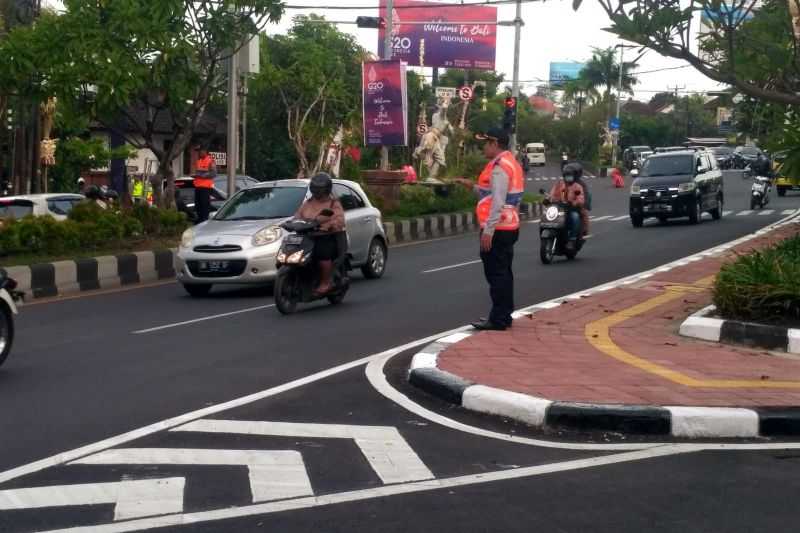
xmin=758 ymin=209 xmax=775 ymax=215
xmin=736 ymin=210 xmax=753 ymax=216
xmin=422 ymin=259 xmax=482 ymax=274
xmin=611 ymin=215 xmax=629 ymax=221
xmin=133 ymin=304 xmax=276 ymax=334
xmin=28 ymin=446 xmax=700 ymax=533
xmin=0 ymin=478 xmax=185 ymax=521
xmin=173 ymin=420 xmax=433 ymax=485
xmin=591 ymin=215 xmax=614 ymax=221
xmin=72 ymin=448 xmax=312 ymax=503
xmin=783 ymin=209 xmax=796 ymax=215
xmin=722 ymin=210 xmax=733 ymax=216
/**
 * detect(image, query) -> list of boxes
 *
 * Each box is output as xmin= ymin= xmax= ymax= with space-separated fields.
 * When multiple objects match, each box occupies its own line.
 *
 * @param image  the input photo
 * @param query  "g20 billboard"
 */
xmin=378 ymin=0 xmax=497 ymax=70
xmin=549 ymin=62 xmax=585 ymax=88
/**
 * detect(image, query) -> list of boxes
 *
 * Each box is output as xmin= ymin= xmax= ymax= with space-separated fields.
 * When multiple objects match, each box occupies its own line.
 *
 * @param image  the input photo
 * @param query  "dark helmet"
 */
xmin=309 ymin=172 xmax=333 ymax=199
xmin=562 ymin=162 xmax=583 ymax=180
xmin=85 ymin=185 xmax=103 ymax=200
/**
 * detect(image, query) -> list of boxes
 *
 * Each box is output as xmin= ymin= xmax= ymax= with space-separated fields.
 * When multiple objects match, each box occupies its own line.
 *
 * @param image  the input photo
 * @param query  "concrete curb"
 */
xmin=4 ymin=250 xmax=177 ymax=300
xmin=407 ymin=209 xmax=800 ymax=439
xmin=680 ymin=306 xmax=800 ymax=355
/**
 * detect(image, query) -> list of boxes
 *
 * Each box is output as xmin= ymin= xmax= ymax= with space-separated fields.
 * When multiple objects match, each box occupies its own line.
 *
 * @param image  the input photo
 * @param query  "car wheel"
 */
xmin=0 ymin=303 xmax=13 ymax=367
xmin=631 ymin=215 xmax=644 ymax=228
xmin=183 ymin=283 xmax=212 ymax=297
xmin=361 ymin=238 xmax=387 ymax=279
xmin=274 ymin=268 xmax=298 ymax=315
xmin=710 ymin=194 xmax=723 ymax=220
xmin=688 ymin=198 xmax=702 ymax=224
xmin=778 ymin=187 xmax=787 ymax=197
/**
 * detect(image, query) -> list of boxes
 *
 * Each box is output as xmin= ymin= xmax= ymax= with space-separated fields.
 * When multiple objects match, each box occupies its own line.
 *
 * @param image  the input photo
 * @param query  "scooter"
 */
xmin=539 ymin=198 xmax=585 ymax=264
xmin=750 ymin=176 xmax=772 ymax=210
xmin=0 ymin=269 xmax=23 ymax=367
xmin=273 ymin=212 xmax=350 ymax=314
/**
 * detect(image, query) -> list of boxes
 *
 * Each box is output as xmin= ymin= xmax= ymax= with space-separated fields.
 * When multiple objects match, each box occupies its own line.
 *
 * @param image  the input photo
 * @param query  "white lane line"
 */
xmin=758 ymin=209 xmax=775 ymax=215
xmin=30 ymin=446 xmax=699 ymax=533
xmin=611 ymin=215 xmax=629 ymax=221
xmin=173 ymin=420 xmax=434 ymax=484
xmin=133 ymin=304 xmax=275 ymax=334
xmin=783 ymin=209 xmax=796 ymax=215
xmin=722 ymin=210 xmax=733 ymax=217
xmin=592 ymin=215 xmax=614 ymax=221
xmin=736 ymin=210 xmax=752 ymax=216
xmin=422 ymin=259 xmax=482 ymax=274
xmin=0 ymin=478 xmax=185 ymax=521
xmin=72 ymin=448 xmax=313 ymax=503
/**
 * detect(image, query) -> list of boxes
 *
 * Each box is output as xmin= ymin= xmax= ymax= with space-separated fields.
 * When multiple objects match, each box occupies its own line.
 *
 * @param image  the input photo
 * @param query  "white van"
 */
xmin=525 ymin=143 xmax=546 ymax=166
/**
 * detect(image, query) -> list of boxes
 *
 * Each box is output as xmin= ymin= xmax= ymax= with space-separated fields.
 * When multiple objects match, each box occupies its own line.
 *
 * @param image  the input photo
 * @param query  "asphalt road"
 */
xmin=1 ymin=168 xmax=799 ymax=532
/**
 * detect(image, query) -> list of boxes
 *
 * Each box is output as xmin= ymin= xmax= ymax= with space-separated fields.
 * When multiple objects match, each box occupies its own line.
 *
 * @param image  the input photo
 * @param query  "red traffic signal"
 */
xmin=504 ymin=97 xmax=517 ymax=109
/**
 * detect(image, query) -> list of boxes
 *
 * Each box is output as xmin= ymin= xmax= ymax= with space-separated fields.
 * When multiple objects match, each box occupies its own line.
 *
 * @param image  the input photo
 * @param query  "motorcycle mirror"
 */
xmin=320 ymin=209 xmax=334 ymax=217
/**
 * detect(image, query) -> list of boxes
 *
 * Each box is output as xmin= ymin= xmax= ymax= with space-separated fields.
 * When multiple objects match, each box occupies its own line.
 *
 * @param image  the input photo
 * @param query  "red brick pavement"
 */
xmin=438 ymin=223 xmax=800 ymax=407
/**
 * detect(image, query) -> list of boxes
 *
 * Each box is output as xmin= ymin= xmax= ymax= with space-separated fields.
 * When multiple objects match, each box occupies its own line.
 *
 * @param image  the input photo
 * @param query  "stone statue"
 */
xmin=413 ymin=99 xmax=453 ymax=182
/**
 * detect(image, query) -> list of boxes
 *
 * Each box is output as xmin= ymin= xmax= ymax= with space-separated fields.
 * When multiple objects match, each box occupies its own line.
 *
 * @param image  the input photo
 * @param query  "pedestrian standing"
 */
xmin=193 ymin=146 xmax=217 ymax=223
xmin=459 ymin=127 xmax=524 ymax=331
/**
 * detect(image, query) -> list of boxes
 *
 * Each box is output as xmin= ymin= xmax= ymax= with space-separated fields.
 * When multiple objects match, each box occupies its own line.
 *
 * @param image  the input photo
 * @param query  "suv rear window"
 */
xmin=0 ymin=200 xmax=34 ymax=219
xmin=641 ymin=155 xmax=694 ymax=177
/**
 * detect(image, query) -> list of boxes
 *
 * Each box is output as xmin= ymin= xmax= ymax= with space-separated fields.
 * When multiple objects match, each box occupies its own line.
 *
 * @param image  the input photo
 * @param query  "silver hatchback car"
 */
xmin=175 ymin=179 xmax=388 ymax=296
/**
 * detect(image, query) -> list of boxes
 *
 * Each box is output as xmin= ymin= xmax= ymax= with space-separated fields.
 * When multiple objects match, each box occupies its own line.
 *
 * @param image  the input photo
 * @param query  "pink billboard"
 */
xmin=362 ymin=60 xmax=409 ymax=146
xmin=378 ymin=0 xmax=497 ymax=70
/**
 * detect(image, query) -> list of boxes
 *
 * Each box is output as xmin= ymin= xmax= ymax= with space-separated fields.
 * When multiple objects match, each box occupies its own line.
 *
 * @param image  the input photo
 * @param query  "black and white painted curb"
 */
xmin=681 ymin=306 xmax=800 ymax=355
xmin=408 ymin=209 xmax=800 ymax=439
xmin=5 ymin=250 xmax=177 ymax=300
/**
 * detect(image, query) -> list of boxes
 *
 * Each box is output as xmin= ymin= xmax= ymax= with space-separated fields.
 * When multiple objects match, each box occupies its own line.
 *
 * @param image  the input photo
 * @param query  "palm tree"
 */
xmin=579 ymin=47 xmax=638 ymax=124
xmin=561 ymin=78 xmax=600 ymax=116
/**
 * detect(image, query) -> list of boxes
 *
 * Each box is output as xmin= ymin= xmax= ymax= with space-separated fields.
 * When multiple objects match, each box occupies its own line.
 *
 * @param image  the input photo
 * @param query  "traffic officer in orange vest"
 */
xmin=193 ymin=146 xmax=217 ymax=223
xmin=462 ymin=127 xmax=525 ymax=331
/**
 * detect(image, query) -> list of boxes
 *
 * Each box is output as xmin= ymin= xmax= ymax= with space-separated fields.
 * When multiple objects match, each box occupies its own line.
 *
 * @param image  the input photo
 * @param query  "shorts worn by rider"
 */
xmin=549 ymin=179 xmax=586 ymax=240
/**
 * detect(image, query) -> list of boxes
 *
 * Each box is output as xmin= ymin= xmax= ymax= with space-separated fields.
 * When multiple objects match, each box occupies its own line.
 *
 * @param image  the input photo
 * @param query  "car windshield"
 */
xmin=214 ymin=186 xmax=306 ymax=221
xmin=0 ymin=200 xmax=34 ymax=219
xmin=641 ymin=155 xmax=694 ymax=177
xmin=527 ymin=146 xmax=544 ymax=153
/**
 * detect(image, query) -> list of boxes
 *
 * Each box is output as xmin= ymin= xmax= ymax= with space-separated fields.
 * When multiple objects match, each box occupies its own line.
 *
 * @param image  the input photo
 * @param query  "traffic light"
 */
xmin=5 ymin=109 xmax=13 ymax=131
xmin=503 ymin=96 xmax=517 ymax=134
xmin=356 ymin=16 xmax=386 ymax=29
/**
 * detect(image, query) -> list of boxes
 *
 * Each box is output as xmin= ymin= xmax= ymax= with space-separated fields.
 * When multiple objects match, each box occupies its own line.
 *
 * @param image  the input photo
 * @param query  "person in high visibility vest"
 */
xmin=458 ymin=127 xmax=524 ymax=331
xmin=193 ymin=146 xmax=217 ymax=223
xmin=132 ymin=177 xmax=144 ymax=203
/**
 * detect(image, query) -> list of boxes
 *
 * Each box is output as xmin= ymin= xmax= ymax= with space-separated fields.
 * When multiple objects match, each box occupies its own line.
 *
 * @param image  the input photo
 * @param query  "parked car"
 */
xmin=0 ymin=194 xmax=84 ymax=221
xmin=633 ymin=150 xmax=654 ymax=169
xmin=173 ymin=177 xmax=228 ymax=223
xmin=733 ymin=145 xmax=762 ymax=169
xmin=175 ymin=179 xmax=388 ymax=296
xmin=525 ymin=143 xmax=546 ymax=167
xmin=212 ymin=175 xmax=260 ymax=195
xmin=629 ymin=150 xmax=724 ymax=227
xmin=709 ymin=146 xmax=734 ymax=169
xmin=623 ymin=145 xmax=652 ymax=169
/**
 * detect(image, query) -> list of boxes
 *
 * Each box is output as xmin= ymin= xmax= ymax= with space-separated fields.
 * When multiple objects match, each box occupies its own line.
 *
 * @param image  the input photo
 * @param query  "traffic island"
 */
xmin=409 ymin=212 xmax=800 ymax=439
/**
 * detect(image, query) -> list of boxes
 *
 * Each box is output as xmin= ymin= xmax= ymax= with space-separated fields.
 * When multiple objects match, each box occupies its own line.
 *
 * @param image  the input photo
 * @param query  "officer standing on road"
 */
xmin=459 ymin=127 xmax=524 ymax=331
xmin=193 ymin=146 xmax=217 ymax=223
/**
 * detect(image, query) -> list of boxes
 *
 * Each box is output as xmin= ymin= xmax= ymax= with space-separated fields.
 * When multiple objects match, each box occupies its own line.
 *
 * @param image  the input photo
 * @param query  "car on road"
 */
xmin=0 ymin=194 xmax=85 ymax=222
xmin=525 ymin=143 xmax=546 ymax=167
xmin=176 ymin=179 xmax=388 ymax=296
xmin=629 ymin=149 xmax=724 ymax=227
xmin=653 ymin=146 xmax=687 ymax=154
xmin=709 ymin=146 xmax=734 ymax=169
xmin=733 ymin=145 xmax=762 ymax=169
xmin=623 ymin=145 xmax=652 ymax=169
xmin=173 ymin=178 xmax=228 ymax=223
xmin=773 ymin=151 xmax=800 ymax=197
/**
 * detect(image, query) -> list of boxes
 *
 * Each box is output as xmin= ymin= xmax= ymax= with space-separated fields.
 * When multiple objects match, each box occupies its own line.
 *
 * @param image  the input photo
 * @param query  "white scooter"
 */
xmin=750 ymin=176 xmax=772 ymax=210
xmin=0 ymin=269 xmax=22 ymax=367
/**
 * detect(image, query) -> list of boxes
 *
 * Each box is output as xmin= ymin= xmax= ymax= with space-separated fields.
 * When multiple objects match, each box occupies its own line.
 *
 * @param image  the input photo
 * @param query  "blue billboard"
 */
xmin=549 ymin=62 xmax=585 ymax=88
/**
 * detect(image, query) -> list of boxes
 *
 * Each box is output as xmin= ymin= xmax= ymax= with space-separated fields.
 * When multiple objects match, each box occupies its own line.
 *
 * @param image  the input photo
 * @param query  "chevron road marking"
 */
xmin=737 ymin=210 xmax=753 ymax=216
xmin=72 ymin=448 xmax=313 ymax=503
xmin=173 ymin=420 xmax=434 ymax=484
xmin=758 ymin=209 xmax=774 ymax=215
xmin=0 ymin=477 xmax=185 ymax=521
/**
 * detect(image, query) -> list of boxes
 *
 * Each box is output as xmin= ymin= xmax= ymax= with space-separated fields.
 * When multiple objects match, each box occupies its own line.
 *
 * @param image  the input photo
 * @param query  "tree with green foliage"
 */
xmin=258 ymin=16 xmax=366 ymax=178
xmin=0 ymin=0 xmax=284 ymax=205
xmin=580 ymin=47 xmax=638 ymax=103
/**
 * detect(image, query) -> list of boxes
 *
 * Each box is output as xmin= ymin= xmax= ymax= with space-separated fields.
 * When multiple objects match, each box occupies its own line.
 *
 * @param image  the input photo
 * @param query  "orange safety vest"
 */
xmin=194 ymin=155 xmax=215 ymax=189
xmin=476 ymin=151 xmax=525 ymax=231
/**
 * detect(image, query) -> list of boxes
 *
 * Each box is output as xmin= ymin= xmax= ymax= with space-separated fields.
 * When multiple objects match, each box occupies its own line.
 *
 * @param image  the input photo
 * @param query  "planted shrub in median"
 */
xmin=713 ymin=233 xmax=800 ymax=325
xmin=0 ymin=203 xmax=188 ymax=259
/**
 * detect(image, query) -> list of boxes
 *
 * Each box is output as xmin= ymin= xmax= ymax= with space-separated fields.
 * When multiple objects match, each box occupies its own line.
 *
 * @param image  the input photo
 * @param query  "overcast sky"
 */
xmin=44 ymin=0 xmax=723 ymax=102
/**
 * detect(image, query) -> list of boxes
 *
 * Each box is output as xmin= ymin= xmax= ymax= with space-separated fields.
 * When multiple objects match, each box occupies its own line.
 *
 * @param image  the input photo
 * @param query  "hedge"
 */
xmin=713 ymin=233 xmax=800 ymax=325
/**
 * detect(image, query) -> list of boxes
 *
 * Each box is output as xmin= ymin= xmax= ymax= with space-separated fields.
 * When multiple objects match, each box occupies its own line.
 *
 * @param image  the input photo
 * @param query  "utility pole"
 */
xmin=610 ymin=44 xmax=624 ymax=167
xmin=227 ymin=44 xmax=239 ymax=197
xmin=240 ymin=76 xmax=248 ymax=175
xmin=509 ymin=0 xmax=523 ymax=153
xmin=380 ymin=0 xmax=394 ymax=171
xmin=669 ymin=84 xmax=685 ymax=145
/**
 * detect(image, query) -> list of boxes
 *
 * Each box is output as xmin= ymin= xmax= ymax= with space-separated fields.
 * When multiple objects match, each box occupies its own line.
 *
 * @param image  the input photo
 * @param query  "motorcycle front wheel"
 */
xmin=750 ymin=195 xmax=759 ymax=210
xmin=540 ymin=238 xmax=555 ymax=264
xmin=274 ymin=268 xmax=299 ymax=315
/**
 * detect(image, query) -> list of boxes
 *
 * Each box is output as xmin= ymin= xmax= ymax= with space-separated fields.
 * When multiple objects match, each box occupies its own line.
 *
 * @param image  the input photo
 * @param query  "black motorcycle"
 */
xmin=539 ymin=199 xmax=585 ymax=264
xmin=274 ymin=212 xmax=350 ymax=314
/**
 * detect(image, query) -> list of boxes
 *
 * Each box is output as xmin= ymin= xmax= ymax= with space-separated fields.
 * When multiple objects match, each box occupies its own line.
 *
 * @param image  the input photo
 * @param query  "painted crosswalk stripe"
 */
xmin=758 ymin=209 xmax=774 ymax=215
xmin=782 ymin=209 xmax=796 ymax=215
xmin=73 ymin=448 xmax=313 ymax=503
xmin=611 ymin=215 xmax=629 ymax=221
xmin=722 ymin=210 xmax=733 ymax=217
xmin=173 ymin=420 xmax=434 ymax=485
xmin=736 ymin=210 xmax=752 ymax=216
xmin=0 ymin=478 xmax=185 ymax=521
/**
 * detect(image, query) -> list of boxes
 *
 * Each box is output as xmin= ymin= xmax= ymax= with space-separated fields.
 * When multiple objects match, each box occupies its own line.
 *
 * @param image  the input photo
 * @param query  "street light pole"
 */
xmin=227 ymin=45 xmax=239 ymax=197
xmin=510 ymin=0 xmax=523 ymax=153
xmin=611 ymin=44 xmax=624 ymax=169
xmin=380 ymin=0 xmax=394 ymax=171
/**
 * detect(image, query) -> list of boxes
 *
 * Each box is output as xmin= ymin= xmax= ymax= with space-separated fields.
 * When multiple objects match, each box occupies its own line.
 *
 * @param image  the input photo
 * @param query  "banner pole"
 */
xmin=510 ymin=0 xmax=522 ymax=153
xmin=380 ymin=0 xmax=394 ymax=171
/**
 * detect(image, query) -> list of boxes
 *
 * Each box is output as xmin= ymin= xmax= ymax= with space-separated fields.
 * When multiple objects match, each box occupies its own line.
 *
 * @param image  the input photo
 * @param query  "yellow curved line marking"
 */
xmin=584 ymin=277 xmax=800 ymax=389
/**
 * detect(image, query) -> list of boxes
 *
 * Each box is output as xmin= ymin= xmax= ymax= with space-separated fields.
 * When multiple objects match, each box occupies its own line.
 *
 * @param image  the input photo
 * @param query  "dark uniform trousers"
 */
xmin=195 ymin=187 xmax=211 ymax=223
xmin=480 ymin=229 xmax=519 ymax=327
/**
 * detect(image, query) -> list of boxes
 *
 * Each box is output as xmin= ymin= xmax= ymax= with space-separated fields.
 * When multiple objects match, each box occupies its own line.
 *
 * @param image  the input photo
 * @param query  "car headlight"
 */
xmin=678 ymin=182 xmax=696 ymax=193
xmin=544 ymin=206 xmax=559 ymax=221
xmin=180 ymin=228 xmax=194 ymax=249
xmin=630 ymin=185 xmax=641 ymax=195
xmin=252 ymin=225 xmax=281 ymax=247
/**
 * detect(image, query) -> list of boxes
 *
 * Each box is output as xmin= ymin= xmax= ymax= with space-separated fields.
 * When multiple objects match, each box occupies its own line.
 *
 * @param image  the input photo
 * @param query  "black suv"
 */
xmin=629 ymin=150 xmax=724 ymax=227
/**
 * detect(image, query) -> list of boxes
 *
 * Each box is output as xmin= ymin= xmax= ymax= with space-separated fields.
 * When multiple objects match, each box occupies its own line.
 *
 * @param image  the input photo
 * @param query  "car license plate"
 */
xmin=199 ymin=260 xmax=229 ymax=272
xmin=644 ymin=204 xmax=670 ymax=212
